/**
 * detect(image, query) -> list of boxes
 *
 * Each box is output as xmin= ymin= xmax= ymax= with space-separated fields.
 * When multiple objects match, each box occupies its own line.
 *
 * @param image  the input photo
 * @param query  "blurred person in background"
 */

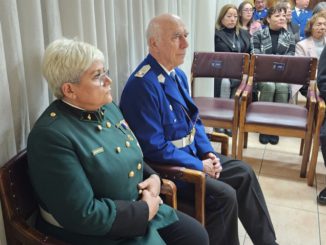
xmin=238 ymin=0 xmax=262 ymax=35
xmin=214 ymin=4 xmax=252 ymax=136
xmin=253 ymin=0 xmax=268 ymax=28
xmin=292 ymin=0 xmax=312 ymax=40
xmin=251 ymin=3 xmax=295 ymax=145
xmin=295 ymin=12 xmax=326 ymax=97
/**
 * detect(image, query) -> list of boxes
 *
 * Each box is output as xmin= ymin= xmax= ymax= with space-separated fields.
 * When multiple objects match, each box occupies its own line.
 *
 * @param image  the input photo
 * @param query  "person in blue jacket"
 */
xmin=120 ymin=13 xmax=278 ymax=245
xmin=292 ymin=0 xmax=312 ymax=40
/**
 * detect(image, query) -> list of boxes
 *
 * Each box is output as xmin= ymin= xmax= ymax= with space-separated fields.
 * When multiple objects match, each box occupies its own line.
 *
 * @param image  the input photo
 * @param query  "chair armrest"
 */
xmin=234 ymin=74 xmax=248 ymax=98
xmin=160 ymin=179 xmax=177 ymax=209
xmin=149 ymin=164 xmax=206 ymax=225
xmin=206 ymin=132 xmax=229 ymax=156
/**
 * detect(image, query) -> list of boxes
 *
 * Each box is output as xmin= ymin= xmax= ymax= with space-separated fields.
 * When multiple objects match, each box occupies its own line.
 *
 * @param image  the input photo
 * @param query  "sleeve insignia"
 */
xmin=135 ymin=64 xmax=151 ymax=77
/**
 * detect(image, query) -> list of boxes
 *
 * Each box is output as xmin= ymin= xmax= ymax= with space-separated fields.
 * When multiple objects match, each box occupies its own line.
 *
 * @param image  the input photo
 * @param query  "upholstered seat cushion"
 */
xmin=245 ymin=102 xmax=307 ymax=129
xmin=194 ymin=97 xmax=234 ymax=122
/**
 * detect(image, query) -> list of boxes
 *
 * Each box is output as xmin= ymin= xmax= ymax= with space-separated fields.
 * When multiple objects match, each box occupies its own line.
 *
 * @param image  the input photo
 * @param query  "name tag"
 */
xmin=92 ymin=147 xmax=104 ymax=156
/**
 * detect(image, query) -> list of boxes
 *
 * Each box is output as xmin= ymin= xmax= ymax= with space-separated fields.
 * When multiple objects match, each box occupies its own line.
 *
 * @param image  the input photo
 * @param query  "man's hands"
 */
xmin=138 ymin=174 xmax=163 ymax=221
xmin=202 ymin=152 xmax=222 ymax=179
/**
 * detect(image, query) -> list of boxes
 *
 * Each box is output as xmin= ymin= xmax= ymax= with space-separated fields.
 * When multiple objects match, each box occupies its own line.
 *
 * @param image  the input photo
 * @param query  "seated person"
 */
xmin=317 ymin=46 xmax=326 ymax=205
xmin=251 ymin=3 xmax=295 ymax=145
xmin=296 ymin=12 xmax=326 ymax=96
xmin=120 ymin=13 xmax=278 ymax=245
xmin=27 ymin=38 xmax=209 ymax=245
xmin=238 ymin=1 xmax=262 ymax=36
xmin=292 ymin=0 xmax=312 ymax=40
xmin=253 ymin=0 xmax=268 ymax=28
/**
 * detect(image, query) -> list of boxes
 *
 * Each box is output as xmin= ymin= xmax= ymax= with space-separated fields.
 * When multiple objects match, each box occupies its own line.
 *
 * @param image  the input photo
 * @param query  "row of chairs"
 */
xmin=191 ymin=51 xmax=324 ymax=186
xmin=0 ymin=52 xmax=324 ymax=244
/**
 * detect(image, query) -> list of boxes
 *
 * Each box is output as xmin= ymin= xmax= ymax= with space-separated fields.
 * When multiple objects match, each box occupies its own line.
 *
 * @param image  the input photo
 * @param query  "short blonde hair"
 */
xmin=42 ymin=38 xmax=104 ymax=99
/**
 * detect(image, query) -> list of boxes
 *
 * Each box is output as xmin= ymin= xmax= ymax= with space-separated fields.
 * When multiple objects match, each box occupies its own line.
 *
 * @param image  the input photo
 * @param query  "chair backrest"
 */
xmin=191 ymin=52 xmax=250 ymax=93
xmin=250 ymin=54 xmax=317 ymax=85
xmin=0 ymin=149 xmax=69 ymax=245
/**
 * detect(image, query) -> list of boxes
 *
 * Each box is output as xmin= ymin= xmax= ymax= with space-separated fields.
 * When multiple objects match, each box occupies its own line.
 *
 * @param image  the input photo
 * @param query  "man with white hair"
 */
xmin=120 ymin=13 xmax=278 ymax=245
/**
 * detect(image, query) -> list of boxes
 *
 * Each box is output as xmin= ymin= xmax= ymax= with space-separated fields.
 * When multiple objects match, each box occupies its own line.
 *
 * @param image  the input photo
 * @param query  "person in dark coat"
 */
xmin=27 ymin=38 xmax=209 ymax=245
xmin=317 ymin=46 xmax=326 ymax=205
xmin=214 ymin=4 xmax=252 ymax=99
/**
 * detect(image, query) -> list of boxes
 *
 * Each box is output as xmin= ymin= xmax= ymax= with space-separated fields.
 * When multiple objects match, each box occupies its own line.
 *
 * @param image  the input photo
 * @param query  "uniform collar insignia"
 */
xmin=158 ymin=74 xmax=165 ymax=83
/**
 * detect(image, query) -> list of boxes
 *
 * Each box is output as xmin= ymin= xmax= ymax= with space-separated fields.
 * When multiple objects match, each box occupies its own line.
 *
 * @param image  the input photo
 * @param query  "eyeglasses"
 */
xmin=242 ymin=8 xmax=253 ymax=13
xmin=97 ymin=70 xmax=110 ymax=87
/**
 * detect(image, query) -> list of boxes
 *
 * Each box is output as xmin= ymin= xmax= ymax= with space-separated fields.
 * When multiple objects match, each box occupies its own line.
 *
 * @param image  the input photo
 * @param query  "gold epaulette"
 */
xmin=135 ymin=64 xmax=151 ymax=77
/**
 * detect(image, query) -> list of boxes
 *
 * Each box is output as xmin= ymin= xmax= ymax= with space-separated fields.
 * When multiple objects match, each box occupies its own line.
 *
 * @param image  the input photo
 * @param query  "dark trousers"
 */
xmin=158 ymin=210 xmax=209 ymax=245
xmin=179 ymin=155 xmax=277 ymax=245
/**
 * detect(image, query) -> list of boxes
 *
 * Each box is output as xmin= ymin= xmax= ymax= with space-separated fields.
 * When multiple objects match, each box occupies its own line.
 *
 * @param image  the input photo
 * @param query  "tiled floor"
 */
xmin=216 ymin=133 xmax=326 ymax=245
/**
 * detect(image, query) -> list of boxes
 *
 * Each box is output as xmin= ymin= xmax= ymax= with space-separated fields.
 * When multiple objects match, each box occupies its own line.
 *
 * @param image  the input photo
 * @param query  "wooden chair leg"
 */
xmin=237 ymin=130 xmax=244 ymax=160
xmin=300 ymin=139 xmax=304 ymax=156
xmin=244 ymin=132 xmax=248 ymax=149
xmin=307 ymin=137 xmax=320 ymax=186
xmin=300 ymin=134 xmax=313 ymax=178
xmin=231 ymin=125 xmax=237 ymax=158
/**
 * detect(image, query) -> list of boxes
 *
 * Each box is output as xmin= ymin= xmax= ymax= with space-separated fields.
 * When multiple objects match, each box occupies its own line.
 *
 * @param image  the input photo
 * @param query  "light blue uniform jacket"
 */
xmin=120 ymin=54 xmax=215 ymax=171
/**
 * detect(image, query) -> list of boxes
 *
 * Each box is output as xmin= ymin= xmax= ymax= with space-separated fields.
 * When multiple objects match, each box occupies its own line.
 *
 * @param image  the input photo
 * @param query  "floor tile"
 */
xmin=260 ymin=148 xmax=308 ymax=180
xmin=319 ymin=213 xmax=326 ymax=245
xmin=242 ymin=147 xmax=264 ymax=173
xmin=238 ymin=219 xmax=246 ymax=237
xmin=265 ymin=136 xmax=302 ymax=154
xmin=243 ymin=235 xmax=253 ymax=245
xmin=268 ymin=204 xmax=320 ymax=245
xmin=259 ymin=174 xmax=317 ymax=212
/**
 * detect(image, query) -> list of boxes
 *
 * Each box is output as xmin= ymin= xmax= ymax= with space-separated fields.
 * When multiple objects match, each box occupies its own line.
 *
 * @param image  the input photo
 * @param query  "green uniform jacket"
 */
xmin=27 ymin=100 xmax=178 ymax=245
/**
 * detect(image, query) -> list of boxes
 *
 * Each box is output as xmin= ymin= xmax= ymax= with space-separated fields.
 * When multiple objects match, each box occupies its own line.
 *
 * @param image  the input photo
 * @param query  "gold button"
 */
xmin=129 ymin=171 xmax=135 ymax=178
xmin=116 ymin=147 xmax=121 ymax=153
xmin=50 ymin=112 xmax=56 ymax=117
xmin=137 ymin=163 xmax=142 ymax=170
xmin=125 ymin=141 xmax=130 ymax=147
xmin=106 ymin=122 xmax=111 ymax=128
xmin=128 ymin=135 xmax=134 ymax=141
xmin=87 ymin=114 xmax=91 ymax=120
xmin=97 ymin=125 xmax=102 ymax=131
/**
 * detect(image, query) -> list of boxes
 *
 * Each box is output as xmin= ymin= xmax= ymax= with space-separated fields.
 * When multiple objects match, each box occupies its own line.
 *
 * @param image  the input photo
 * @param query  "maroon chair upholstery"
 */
xmin=0 ymin=149 xmax=177 ymax=244
xmin=237 ymin=54 xmax=318 ymax=177
xmin=307 ymin=91 xmax=326 ymax=186
xmin=191 ymin=51 xmax=250 ymax=158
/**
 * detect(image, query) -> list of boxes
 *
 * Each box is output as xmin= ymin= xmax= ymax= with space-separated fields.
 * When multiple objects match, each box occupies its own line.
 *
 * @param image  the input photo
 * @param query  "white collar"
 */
xmin=61 ymin=99 xmax=86 ymax=111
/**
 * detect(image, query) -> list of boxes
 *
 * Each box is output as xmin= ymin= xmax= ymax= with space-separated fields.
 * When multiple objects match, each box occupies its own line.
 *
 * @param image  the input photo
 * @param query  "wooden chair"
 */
xmin=149 ymin=132 xmax=229 ymax=225
xmin=237 ymin=54 xmax=318 ymax=177
xmin=191 ymin=51 xmax=250 ymax=158
xmin=0 ymin=149 xmax=177 ymax=245
xmin=307 ymin=91 xmax=326 ymax=186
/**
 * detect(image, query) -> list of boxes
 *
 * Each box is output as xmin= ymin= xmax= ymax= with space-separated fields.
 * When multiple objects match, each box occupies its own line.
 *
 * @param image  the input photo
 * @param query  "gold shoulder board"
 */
xmin=135 ymin=64 xmax=151 ymax=77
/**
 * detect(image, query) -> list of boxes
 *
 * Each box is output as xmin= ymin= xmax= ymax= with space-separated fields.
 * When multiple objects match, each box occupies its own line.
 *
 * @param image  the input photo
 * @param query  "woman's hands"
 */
xmin=138 ymin=174 xmax=163 ymax=221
